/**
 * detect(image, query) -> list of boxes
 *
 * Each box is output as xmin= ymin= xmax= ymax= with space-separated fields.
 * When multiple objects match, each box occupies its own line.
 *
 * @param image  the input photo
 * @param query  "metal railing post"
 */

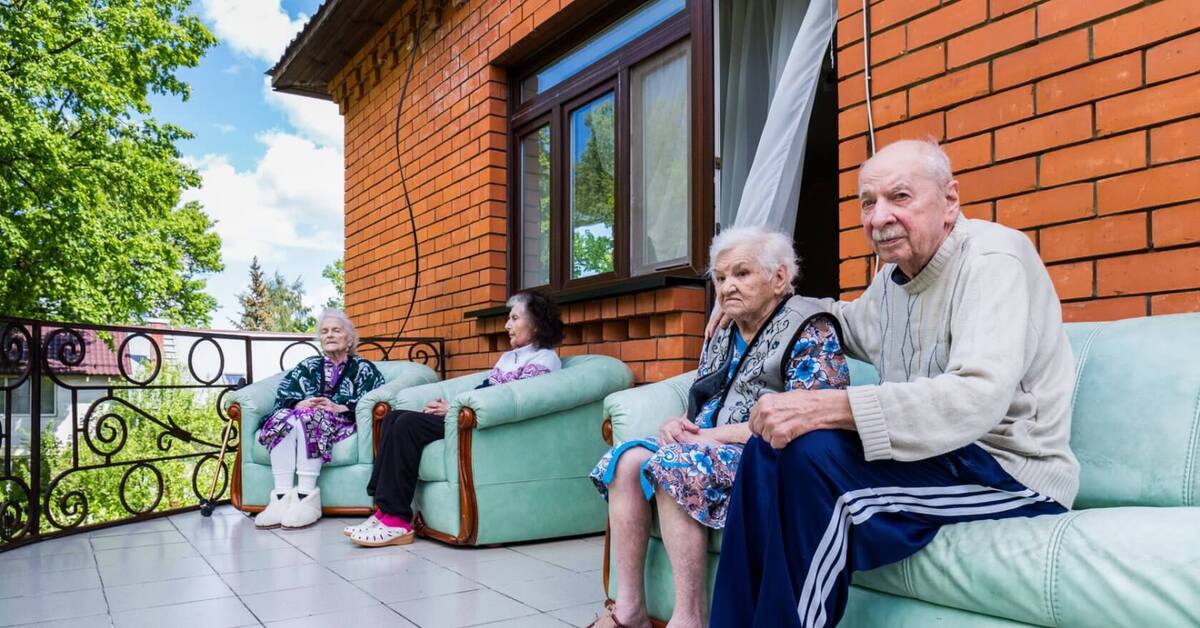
xmin=28 ymin=323 xmax=42 ymax=540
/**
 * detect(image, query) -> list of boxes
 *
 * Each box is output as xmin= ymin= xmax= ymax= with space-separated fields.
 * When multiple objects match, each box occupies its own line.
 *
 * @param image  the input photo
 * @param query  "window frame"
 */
xmin=506 ymin=0 xmax=714 ymax=297
xmin=1 ymin=377 xmax=57 ymax=417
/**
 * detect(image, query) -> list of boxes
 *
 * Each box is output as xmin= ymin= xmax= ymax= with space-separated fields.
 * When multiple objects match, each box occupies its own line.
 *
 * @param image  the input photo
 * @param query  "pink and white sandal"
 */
xmin=349 ymin=523 xmax=415 ymax=547
xmin=343 ymin=513 xmax=381 ymax=537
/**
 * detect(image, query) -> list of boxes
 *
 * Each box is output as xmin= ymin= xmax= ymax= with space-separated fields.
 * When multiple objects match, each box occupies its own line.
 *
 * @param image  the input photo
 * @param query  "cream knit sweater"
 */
xmin=812 ymin=216 xmax=1080 ymax=507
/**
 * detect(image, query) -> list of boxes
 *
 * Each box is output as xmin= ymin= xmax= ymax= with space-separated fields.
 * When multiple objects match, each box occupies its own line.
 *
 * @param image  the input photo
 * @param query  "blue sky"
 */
xmin=150 ymin=0 xmax=343 ymax=329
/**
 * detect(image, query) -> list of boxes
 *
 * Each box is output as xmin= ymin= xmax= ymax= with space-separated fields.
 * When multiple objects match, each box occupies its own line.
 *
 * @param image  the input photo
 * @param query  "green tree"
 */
xmin=321 ymin=259 xmax=344 ymax=310
xmin=0 ymin=0 xmax=222 ymax=326
xmin=571 ymin=98 xmax=615 ymax=277
xmin=234 ymin=260 xmax=314 ymax=332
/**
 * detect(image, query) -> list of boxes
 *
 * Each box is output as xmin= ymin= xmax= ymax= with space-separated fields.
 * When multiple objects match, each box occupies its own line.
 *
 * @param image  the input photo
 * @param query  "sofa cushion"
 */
xmin=854 ymin=506 xmax=1200 ymax=626
xmin=1064 ymin=314 xmax=1200 ymax=508
xmin=418 ymin=438 xmax=446 ymax=482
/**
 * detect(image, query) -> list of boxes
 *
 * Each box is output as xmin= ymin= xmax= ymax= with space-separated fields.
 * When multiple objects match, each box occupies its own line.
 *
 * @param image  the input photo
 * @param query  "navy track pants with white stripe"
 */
xmin=710 ymin=430 xmax=1066 ymax=628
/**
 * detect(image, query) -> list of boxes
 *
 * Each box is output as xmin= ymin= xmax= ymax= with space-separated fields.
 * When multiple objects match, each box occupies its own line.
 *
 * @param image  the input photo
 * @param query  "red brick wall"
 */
xmin=835 ymin=0 xmax=1200 ymax=321
xmin=330 ymin=0 xmax=705 ymax=382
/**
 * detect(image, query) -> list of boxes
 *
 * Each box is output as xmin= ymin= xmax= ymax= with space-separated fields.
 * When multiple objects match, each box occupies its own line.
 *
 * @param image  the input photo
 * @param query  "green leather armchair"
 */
xmin=370 ymin=354 xmax=633 ymax=545
xmin=601 ymin=313 xmax=1200 ymax=626
xmin=224 ymin=360 xmax=438 ymax=514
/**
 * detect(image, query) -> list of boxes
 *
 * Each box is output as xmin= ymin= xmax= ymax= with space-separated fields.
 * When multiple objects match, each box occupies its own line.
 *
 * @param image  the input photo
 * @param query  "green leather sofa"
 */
xmin=373 ymin=354 xmax=634 ymax=545
xmin=224 ymin=360 xmax=438 ymax=514
xmin=602 ymin=313 xmax=1200 ymax=626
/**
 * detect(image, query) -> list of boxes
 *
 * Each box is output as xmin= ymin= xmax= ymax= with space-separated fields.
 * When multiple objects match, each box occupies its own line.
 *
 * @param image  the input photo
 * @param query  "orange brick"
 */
xmin=947 ymin=9 xmax=1035 ymax=68
xmin=907 ymin=0 xmax=988 ymax=48
xmin=644 ymin=360 xmax=690 ymax=383
xmin=1151 ymin=291 xmax=1200 ymax=315
xmin=627 ymin=317 xmax=651 ymax=339
xmin=1047 ymin=261 xmax=1094 ymax=300
xmin=1061 ymin=297 xmax=1146 ymax=322
xmin=1096 ymin=74 xmax=1200 ymax=136
xmin=961 ymin=202 xmax=994 ymax=220
xmin=657 ymin=337 xmax=701 ymax=360
xmin=996 ymin=183 xmax=1095 ymax=229
xmin=582 ymin=322 xmax=603 ymax=343
xmin=621 ymin=338 xmax=657 ymax=362
xmin=909 ymin=64 xmax=990 ymax=116
xmin=840 ymin=289 xmax=866 ymax=300
xmin=841 ymin=228 xmax=873 ymax=258
xmin=870 ymin=0 xmax=941 ymax=32
xmin=947 ymin=87 xmax=1034 ymax=138
xmin=1151 ymin=118 xmax=1200 ymax=165
xmin=875 ymin=112 xmax=945 ymax=147
xmin=1035 ymin=53 xmax=1142 ymax=114
xmin=1147 ymin=31 xmax=1200 ymax=83
xmin=588 ymin=342 xmax=623 ymax=360
xmin=602 ymin=320 xmax=628 ymax=341
xmin=1039 ymin=133 xmax=1147 ymax=187
xmin=870 ymin=44 xmax=946 ymax=95
xmin=957 ymin=158 xmax=1037 ymax=203
xmin=838 ymin=42 xmax=865 ymax=78
xmin=838 ymin=12 xmax=864 ymax=49
xmin=1036 ymin=0 xmax=1140 ymax=36
xmin=840 ymin=257 xmax=870 ymax=289
xmin=840 ymin=135 xmax=869 ymax=170
xmin=840 ymin=167 xmax=860 ymax=199
xmin=626 ymin=361 xmax=646 ymax=383
xmin=1097 ymin=160 xmax=1200 ymax=215
xmin=1039 ymin=213 xmax=1147 ymax=262
xmin=840 ymin=73 xmax=866 ymax=107
xmin=1093 ymin=0 xmax=1200 ymax=58
xmin=870 ymin=25 xmax=908 ymax=65
xmin=991 ymin=0 xmax=1034 ymax=17
xmin=665 ymin=312 xmax=707 ymax=336
xmin=650 ymin=314 xmax=667 ymax=337
xmin=1152 ymin=203 xmax=1200 ymax=247
xmin=839 ymin=91 xmax=907 ymax=139
xmin=992 ymin=29 xmax=1090 ymax=90
xmin=994 ymin=106 xmax=1093 ymax=160
xmin=943 ymin=133 xmax=992 ymax=172
xmin=1098 ymin=248 xmax=1200 ymax=296
xmin=655 ymin=287 xmax=705 ymax=312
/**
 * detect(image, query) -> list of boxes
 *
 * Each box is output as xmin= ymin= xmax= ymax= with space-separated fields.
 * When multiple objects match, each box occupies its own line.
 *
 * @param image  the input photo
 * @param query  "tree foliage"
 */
xmin=0 ymin=0 xmax=222 ymax=326
xmin=321 ymin=259 xmax=344 ymax=311
xmin=571 ymin=98 xmax=615 ymax=277
xmin=234 ymin=257 xmax=315 ymax=333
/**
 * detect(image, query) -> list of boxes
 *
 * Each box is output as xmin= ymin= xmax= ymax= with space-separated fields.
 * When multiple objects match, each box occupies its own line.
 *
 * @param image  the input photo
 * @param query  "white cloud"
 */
xmin=263 ymin=77 xmax=343 ymax=147
xmin=211 ymin=122 xmax=236 ymax=133
xmin=200 ymin=0 xmax=307 ymax=64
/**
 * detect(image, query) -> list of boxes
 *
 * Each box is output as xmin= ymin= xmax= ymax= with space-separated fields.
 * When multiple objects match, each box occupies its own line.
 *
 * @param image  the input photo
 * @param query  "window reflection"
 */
xmin=569 ymin=93 xmax=616 ymax=279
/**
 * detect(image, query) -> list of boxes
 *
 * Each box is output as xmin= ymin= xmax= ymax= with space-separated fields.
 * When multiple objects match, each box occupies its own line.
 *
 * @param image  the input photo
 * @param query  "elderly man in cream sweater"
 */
xmin=709 ymin=139 xmax=1080 ymax=628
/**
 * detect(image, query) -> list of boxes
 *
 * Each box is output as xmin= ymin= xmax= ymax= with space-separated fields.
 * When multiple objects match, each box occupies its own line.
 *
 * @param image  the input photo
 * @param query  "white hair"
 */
xmin=315 ymin=308 xmax=359 ymax=354
xmin=506 ymin=293 xmax=528 ymax=309
xmin=861 ymin=138 xmax=954 ymax=189
xmin=708 ymin=226 xmax=799 ymax=286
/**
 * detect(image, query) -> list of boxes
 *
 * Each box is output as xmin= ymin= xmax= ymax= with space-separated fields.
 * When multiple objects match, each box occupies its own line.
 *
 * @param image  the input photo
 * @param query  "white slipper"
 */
xmin=343 ymin=513 xmax=381 ymax=537
xmin=281 ymin=488 xmax=322 ymax=529
xmin=255 ymin=490 xmax=295 ymax=529
xmin=349 ymin=523 xmax=415 ymax=547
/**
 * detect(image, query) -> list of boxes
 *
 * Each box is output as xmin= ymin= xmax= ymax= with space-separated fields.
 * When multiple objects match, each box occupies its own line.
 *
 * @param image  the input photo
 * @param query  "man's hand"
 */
xmin=704 ymin=308 xmax=732 ymax=341
xmin=658 ymin=416 xmax=699 ymax=444
xmin=423 ymin=398 xmax=450 ymax=417
xmin=749 ymin=390 xmax=855 ymax=449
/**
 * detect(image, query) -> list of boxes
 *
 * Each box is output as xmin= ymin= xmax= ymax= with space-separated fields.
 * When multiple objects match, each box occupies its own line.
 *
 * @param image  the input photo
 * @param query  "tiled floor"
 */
xmin=0 ymin=506 xmax=609 ymax=627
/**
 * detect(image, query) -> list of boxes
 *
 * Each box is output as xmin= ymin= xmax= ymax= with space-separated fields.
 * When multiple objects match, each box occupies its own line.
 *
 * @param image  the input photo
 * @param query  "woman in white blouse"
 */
xmin=347 ymin=290 xmax=563 ymax=546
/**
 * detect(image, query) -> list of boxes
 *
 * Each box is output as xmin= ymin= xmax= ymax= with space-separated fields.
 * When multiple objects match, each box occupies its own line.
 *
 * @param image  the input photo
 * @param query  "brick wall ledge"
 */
xmin=462 ymin=274 xmax=707 ymax=319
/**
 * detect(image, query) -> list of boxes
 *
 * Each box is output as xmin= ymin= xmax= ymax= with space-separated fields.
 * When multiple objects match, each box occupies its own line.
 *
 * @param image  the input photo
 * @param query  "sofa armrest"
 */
xmin=354 ymin=361 xmax=441 ymax=462
xmin=604 ymin=370 xmax=696 ymax=443
xmin=451 ymin=355 xmax=634 ymax=431
xmin=222 ymin=373 xmax=285 ymax=434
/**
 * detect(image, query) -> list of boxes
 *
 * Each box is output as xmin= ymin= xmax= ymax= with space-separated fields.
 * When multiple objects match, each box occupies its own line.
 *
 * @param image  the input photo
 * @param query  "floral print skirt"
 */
xmin=590 ymin=437 xmax=743 ymax=529
xmin=257 ymin=407 xmax=356 ymax=463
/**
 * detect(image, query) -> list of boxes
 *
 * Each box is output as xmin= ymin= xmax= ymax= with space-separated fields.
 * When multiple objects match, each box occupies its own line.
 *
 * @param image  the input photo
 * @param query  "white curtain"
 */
xmin=719 ymin=0 xmax=837 ymax=234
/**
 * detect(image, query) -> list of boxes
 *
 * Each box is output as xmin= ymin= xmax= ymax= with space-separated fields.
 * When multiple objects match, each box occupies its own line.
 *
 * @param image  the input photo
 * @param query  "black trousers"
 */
xmin=366 ymin=410 xmax=445 ymax=520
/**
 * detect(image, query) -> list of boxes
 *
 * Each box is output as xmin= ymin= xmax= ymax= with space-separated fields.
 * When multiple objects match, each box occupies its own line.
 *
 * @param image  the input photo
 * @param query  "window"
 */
xmin=509 ymin=0 xmax=712 ymax=293
xmin=1 ymin=378 xmax=57 ymax=416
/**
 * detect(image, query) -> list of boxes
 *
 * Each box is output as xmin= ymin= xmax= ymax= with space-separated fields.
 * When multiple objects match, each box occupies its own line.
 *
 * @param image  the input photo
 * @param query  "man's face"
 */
xmin=858 ymin=149 xmax=960 ymax=277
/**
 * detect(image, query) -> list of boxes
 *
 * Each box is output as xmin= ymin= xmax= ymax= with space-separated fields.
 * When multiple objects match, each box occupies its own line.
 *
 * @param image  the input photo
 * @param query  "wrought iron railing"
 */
xmin=0 ymin=316 xmax=444 ymax=552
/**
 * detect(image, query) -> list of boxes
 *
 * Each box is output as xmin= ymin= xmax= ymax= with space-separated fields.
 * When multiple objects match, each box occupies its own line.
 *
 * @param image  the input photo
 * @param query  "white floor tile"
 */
xmin=0 ymin=551 xmax=95 ymax=575
xmin=263 ymin=603 xmax=416 ymax=628
xmin=323 ymin=551 xmax=440 ymax=581
xmin=489 ymin=571 xmax=605 ymax=612
xmin=511 ymin=539 xmax=605 ymax=573
xmin=549 ymin=602 xmax=607 ymax=628
xmin=11 ymin=614 xmax=113 ymax=628
xmin=353 ymin=565 xmax=480 ymax=604
xmin=97 ymin=555 xmax=216 ymax=587
xmin=0 ymin=565 xmax=101 ymax=598
xmin=110 ymin=597 xmax=257 ymax=628
xmin=473 ymin=615 xmax=572 ymax=627
xmin=0 ymin=588 xmax=109 ymax=626
xmin=204 ymin=546 xmax=314 ymax=574
xmin=88 ymin=519 xmax=176 ymax=537
xmin=94 ymin=541 xmax=198 ymax=567
xmin=240 ymin=580 xmax=377 ymax=623
xmin=388 ymin=589 xmax=539 ymax=628
xmin=444 ymin=554 xmax=574 ymax=588
xmin=190 ymin=532 xmax=292 ymax=556
xmin=218 ymin=562 xmax=344 ymax=596
xmin=105 ymin=574 xmax=234 ymax=612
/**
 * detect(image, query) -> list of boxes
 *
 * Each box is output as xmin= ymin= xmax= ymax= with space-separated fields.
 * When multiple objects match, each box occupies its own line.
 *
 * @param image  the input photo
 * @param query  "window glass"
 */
xmin=519 ymin=125 xmax=552 ymax=288
xmin=2 ymin=378 xmax=56 ymax=416
xmin=520 ymin=0 xmax=686 ymax=101
xmin=569 ymin=92 xmax=616 ymax=279
xmin=630 ymin=40 xmax=691 ymax=275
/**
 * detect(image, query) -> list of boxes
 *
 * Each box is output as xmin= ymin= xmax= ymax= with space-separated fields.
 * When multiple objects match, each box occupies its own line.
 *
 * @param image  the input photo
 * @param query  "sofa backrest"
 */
xmin=846 ymin=313 xmax=1200 ymax=509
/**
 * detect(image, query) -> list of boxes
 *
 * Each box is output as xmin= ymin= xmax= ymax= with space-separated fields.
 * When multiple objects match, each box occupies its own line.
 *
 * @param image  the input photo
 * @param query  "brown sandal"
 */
xmin=586 ymin=600 xmax=631 ymax=628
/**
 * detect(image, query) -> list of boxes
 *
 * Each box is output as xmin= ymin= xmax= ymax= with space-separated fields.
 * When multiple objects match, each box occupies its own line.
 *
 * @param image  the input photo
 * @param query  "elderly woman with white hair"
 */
xmin=587 ymin=227 xmax=850 ymax=628
xmin=345 ymin=289 xmax=564 ymax=547
xmin=254 ymin=309 xmax=386 ymax=529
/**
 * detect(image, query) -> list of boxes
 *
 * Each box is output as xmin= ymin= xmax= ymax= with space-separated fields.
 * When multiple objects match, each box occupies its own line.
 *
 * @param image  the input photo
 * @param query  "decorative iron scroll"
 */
xmin=0 ymin=317 xmax=444 ymax=552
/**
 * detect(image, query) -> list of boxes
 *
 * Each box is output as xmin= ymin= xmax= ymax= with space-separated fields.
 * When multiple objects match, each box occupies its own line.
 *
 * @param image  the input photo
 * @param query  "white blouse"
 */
xmin=486 ymin=344 xmax=561 ymax=385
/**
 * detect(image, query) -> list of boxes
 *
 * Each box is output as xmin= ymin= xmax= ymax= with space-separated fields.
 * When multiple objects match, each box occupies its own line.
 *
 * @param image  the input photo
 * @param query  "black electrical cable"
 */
xmin=392 ymin=1 xmax=427 ymax=336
